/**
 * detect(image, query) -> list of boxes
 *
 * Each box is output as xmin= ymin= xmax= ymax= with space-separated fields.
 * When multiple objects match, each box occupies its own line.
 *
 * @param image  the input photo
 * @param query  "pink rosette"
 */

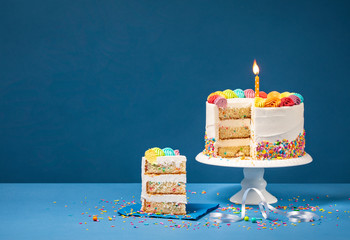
xmin=174 ymin=149 xmax=180 ymax=156
xmin=289 ymin=95 xmax=301 ymax=105
xmin=214 ymin=96 xmax=227 ymax=108
xmin=244 ymin=89 xmax=255 ymax=98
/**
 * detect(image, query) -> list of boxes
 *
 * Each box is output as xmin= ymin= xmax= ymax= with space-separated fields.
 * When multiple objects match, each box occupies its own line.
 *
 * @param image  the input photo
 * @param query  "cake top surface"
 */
xmin=144 ymin=147 xmax=184 ymax=164
xmin=206 ymin=89 xmax=304 ymax=109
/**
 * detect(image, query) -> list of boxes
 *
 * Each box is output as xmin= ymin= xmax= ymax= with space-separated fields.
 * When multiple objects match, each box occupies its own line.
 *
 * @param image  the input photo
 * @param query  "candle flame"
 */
xmin=253 ymin=59 xmax=260 ymax=75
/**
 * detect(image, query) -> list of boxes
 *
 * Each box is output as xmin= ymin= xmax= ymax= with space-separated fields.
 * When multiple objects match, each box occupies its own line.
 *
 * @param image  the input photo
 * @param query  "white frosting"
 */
xmin=143 ymin=173 xmax=186 ymax=183
xmin=141 ymin=156 xmax=187 ymax=204
xmin=253 ymin=103 xmax=304 ymax=143
xmin=206 ymin=101 xmax=219 ymax=139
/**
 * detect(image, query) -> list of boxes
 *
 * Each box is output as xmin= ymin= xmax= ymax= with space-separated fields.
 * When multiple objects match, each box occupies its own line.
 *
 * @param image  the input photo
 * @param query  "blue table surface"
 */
xmin=1 ymin=183 xmax=350 ymax=240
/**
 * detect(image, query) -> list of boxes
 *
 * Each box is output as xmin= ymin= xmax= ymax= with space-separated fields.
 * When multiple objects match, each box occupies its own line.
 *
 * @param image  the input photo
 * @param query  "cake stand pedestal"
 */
xmin=195 ymin=153 xmax=312 ymax=205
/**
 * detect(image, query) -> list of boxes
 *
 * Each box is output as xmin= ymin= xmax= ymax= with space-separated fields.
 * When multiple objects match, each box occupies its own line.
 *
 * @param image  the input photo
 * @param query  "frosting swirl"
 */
xmin=233 ymin=89 xmax=245 ymax=98
xmin=254 ymin=97 xmax=265 ymax=107
xmin=207 ymin=94 xmax=220 ymax=104
xmin=214 ymin=91 xmax=227 ymax=98
xmin=267 ymin=91 xmax=281 ymax=99
xmin=281 ymin=97 xmax=294 ymax=106
xmin=259 ymin=91 xmax=267 ymax=98
xmin=152 ymin=147 xmax=165 ymax=156
xmin=280 ymin=92 xmax=291 ymax=98
xmin=289 ymin=95 xmax=301 ymax=105
xmin=145 ymin=149 xmax=157 ymax=163
xmin=244 ymin=89 xmax=255 ymax=98
xmin=293 ymin=93 xmax=304 ymax=103
xmin=214 ymin=96 xmax=227 ymax=108
xmin=264 ymin=97 xmax=281 ymax=107
xmin=223 ymin=89 xmax=238 ymax=98
xmin=162 ymin=147 xmax=175 ymax=156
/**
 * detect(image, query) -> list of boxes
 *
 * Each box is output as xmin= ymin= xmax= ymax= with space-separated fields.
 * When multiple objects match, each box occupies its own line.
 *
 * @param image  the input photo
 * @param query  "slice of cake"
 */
xmin=141 ymin=147 xmax=187 ymax=215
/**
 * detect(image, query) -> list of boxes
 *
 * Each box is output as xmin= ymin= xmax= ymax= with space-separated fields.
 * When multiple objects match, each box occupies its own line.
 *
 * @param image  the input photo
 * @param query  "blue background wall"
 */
xmin=1 ymin=0 xmax=349 ymax=183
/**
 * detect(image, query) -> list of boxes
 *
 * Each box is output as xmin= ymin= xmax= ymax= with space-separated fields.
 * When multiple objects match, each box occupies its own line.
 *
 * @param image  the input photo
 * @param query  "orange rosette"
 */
xmin=267 ymin=91 xmax=281 ymax=99
xmin=264 ymin=96 xmax=281 ymax=107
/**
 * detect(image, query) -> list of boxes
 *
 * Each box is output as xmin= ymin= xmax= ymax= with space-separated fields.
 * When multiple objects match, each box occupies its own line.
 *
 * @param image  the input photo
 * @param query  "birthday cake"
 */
xmin=204 ymin=89 xmax=305 ymax=160
xmin=141 ymin=148 xmax=187 ymax=215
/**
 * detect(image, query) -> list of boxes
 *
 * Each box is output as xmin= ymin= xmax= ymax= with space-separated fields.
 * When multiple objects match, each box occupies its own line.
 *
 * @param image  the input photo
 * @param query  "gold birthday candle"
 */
xmin=253 ymin=60 xmax=260 ymax=98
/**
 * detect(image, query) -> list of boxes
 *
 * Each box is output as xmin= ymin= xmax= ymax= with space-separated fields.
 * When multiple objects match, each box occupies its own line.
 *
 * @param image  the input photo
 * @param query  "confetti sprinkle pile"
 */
xmin=256 ymin=130 xmax=305 ymax=159
xmin=203 ymin=133 xmax=216 ymax=157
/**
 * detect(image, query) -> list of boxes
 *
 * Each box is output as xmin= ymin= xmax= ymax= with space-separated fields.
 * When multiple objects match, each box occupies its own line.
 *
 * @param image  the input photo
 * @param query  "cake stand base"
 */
xmin=230 ymin=168 xmax=277 ymax=205
xmin=195 ymin=152 xmax=312 ymax=205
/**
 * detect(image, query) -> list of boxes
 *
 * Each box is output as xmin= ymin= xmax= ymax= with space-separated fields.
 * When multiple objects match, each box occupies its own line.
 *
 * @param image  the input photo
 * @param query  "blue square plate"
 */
xmin=118 ymin=203 xmax=219 ymax=221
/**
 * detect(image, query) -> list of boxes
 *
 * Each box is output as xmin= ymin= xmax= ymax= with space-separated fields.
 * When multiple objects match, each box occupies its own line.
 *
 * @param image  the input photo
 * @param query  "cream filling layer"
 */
xmin=214 ymin=138 xmax=250 ymax=147
xmin=143 ymin=174 xmax=186 ymax=183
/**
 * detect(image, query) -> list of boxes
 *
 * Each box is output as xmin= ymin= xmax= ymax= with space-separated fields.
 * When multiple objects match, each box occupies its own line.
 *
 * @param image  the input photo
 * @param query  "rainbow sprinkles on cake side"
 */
xmin=141 ymin=147 xmax=187 ymax=215
xmin=204 ymin=89 xmax=305 ymax=160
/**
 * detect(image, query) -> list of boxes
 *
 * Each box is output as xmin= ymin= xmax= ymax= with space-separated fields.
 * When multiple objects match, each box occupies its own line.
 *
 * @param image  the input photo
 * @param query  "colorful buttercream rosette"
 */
xmin=223 ymin=89 xmax=238 ymax=98
xmin=207 ymin=89 xmax=303 ymax=108
xmin=144 ymin=147 xmax=179 ymax=163
xmin=256 ymin=91 xmax=304 ymax=108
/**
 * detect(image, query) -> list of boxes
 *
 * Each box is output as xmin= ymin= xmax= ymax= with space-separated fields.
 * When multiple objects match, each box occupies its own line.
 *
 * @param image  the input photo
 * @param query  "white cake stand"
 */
xmin=195 ymin=152 xmax=312 ymax=205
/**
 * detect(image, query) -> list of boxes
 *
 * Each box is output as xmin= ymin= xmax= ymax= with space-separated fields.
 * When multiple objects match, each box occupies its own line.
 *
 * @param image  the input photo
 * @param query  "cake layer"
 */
xmin=142 ymin=200 xmax=186 ymax=215
xmin=219 ymin=118 xmax=251 ymax=128
xmin=143 ymin=158 xmax=186 ymax=174
xmin=219 ymin=126 xmax=250 ymax=139
xmin=219 ymin=107 xmax=251 ymax=120
xmin=146 ymin=182 xmax=186 ymax=194
xmin=217 ymin=146 xmax=250 ymax=158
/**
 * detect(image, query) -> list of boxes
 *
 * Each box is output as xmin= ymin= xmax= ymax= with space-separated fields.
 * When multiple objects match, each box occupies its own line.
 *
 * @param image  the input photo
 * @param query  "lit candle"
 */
xmin=253 ymin=60 xmax=260 ymax=98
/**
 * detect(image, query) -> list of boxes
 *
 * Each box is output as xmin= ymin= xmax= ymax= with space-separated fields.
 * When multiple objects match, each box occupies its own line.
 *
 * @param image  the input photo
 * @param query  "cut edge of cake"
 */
xmin=141 ymin=154 xmax=187 ymax=215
